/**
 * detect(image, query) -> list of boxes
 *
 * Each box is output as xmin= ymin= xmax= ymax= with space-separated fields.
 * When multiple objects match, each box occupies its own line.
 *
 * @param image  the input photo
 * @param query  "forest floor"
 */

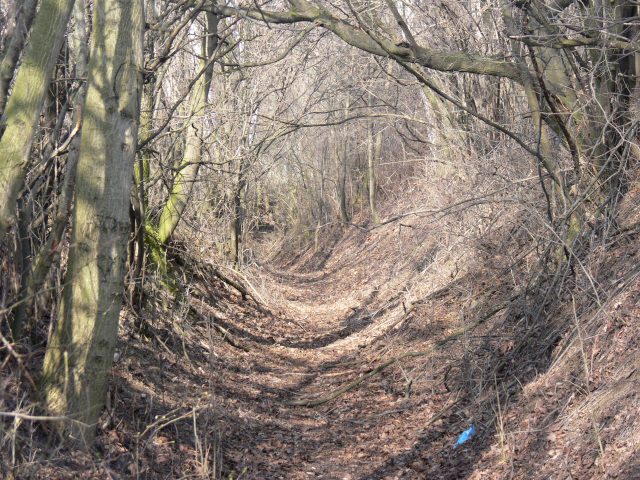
xmin=4 ymin=184 xmax=640 ymax=479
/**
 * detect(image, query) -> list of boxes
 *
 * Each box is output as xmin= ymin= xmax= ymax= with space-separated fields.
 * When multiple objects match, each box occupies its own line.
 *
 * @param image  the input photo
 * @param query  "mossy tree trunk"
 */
xmin=41 ymin=0 xmax=144 ymax=448
xmin=129 ymin=0 xmax=157 ymax=296
xmin=0 ymin=0 xmax=76 ymax=244
xmin=0 ymin=0 xmax=38 ymax=116
xmin=153 ymin=11 xmax=219 ymax=247
xmin=11 ymin=0 xmax=89 ymax=340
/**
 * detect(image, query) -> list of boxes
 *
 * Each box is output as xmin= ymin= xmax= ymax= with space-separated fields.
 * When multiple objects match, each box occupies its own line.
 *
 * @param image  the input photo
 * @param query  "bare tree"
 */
xmin=0 ymin=0 xmax=76 ymax=243
xmin=41 ymin=0 xmax=144 ymax=447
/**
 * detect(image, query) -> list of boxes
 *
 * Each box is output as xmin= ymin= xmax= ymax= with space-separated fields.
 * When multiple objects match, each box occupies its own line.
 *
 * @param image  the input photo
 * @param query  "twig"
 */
xmin=210 ymin=320 xmax=250 ymax=352
xmin=141 ymin=402 xmax=210 ymax=453
xmin=0 ymin=411 xmax=69 ymax=421
xmin=211 ymin=266 xmax=248 ymax=300
xmin=0 ymin=333 xmax=38 ymax=393
xmin=220 ymin=266 xmax=274 ymax=314
xmin=189 ymin=307 xmax=250 ymax=352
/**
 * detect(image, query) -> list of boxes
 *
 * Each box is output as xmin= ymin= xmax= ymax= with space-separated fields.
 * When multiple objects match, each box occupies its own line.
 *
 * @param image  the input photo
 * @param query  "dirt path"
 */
xmin=10 ymin=192 xmax=640 ymax=479
xmin=221 ymin=265 xmax=397 ymax=479
xmin=97 ymin=221 xmax=523 ymax=480
xmin=101 ymin=221 xmax=640 ymax=480
xmin=211 ymin=251 xmax=475 ymax=480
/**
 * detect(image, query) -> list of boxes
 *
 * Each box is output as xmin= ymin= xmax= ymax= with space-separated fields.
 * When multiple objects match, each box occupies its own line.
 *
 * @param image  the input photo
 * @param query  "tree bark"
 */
xmin=11 ymin=0 xmax=90 ymax=340
xmin=206 ymin=1 xmax=520 ymax=79
xmin=229 ymin=172 xmax=244 ymax=267
xmin=0 ymin=0 xmax=38 ymax=117
xmin=367 ymin=118 xmax=381 ymax=225
xmin=155 ymin=11 xmax=219 ymax=245
xmin=338 ymin=135 xmax=350 ymax=224
xmin=0 ymin=0 xmax=76 ymax=244
xmin=41 ymin=0 xmax=144 ymax=448
xmin=366 ymin=67 xmax=391 ymax=226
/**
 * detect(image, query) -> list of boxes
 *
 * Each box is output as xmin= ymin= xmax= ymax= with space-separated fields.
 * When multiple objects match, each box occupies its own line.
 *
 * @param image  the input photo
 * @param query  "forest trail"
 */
xmin=179 ymin=219 xmax=513 ymax=480
xmin=106 ymin=208 xmax=640 ymax=480
xmin=206 ymin=225 xmax=640 ymax=480
xmin=7 ymin=2 xmax=640 ymax=478
xmin=107 ymin=221 xmax=491 ymax=480
xmin=26 ymin=210 xmax=640 ymax=480
xmin=213 ymin=238 xmax=442 ymax=480
xmin=211 ymin=266 xmax=458 ymax=479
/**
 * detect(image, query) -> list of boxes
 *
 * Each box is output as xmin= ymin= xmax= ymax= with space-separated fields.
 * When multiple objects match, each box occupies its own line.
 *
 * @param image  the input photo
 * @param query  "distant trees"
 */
xmin=208 ymin=0 xmax=639 ymax=233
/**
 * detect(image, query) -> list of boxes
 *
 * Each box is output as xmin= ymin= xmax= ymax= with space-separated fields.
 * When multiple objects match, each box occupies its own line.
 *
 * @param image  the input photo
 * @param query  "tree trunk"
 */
xmin=130 ymin=0 xmax=157 ymax=296
xmin=229 ymin=152 xmax=246 ymax=267
xmin=367 ymin=104 xmax=381 ymax=225
xmin=338 ymin=135 xmax=349 ymax=224
xmin=0 ymin=0 xmax=76 ymax=244
xmin=10 ymin=0 xmax=89 ymax=340
xmin=155 ymin=11 xmax=219 ymax=245
xmin=229 ymin=188 xmax=242 ymax=267
xmin=41 ymin=0 xmax=144 ymax=448
xmin=0 ymin=0 xmax=38 ymax=117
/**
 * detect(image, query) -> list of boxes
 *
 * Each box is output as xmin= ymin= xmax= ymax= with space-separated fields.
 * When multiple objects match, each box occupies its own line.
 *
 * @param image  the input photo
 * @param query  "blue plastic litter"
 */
xmin=453 ymin=424 xmax=475 ymax=449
